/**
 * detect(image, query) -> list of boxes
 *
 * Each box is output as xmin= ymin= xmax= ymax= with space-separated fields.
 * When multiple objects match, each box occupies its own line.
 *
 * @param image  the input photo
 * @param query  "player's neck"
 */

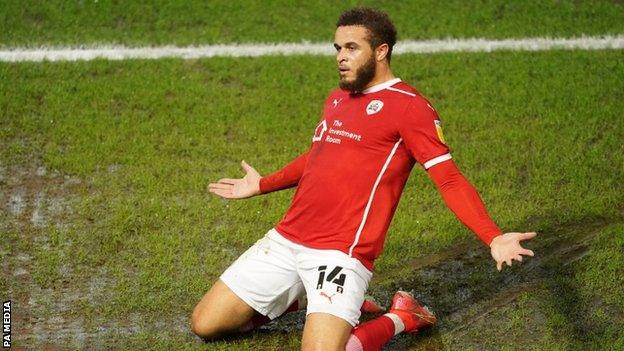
xmin=364 ymin=66 xmax=396 ymax=91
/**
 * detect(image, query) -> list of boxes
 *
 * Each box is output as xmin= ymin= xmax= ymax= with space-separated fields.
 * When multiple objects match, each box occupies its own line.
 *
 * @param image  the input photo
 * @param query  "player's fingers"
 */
xmin=241 ymin=160 xmax=255 ymax=173
xmin=217 ymin=178 xmax=238 ymax=185
xmin=520 ymin=249 xmax=535 ymax=257
xmin=211 ymin=188 xmax=234 ymax=199
xmin=208 ymin=186 xmax=232 ymax=195
xmin=208 ymin=183 xmax=233 ymax=191
xmin=520 ymin=232 xmax=537 ymax=240
xmin=505 ymin=258 xmax=512 ymax=268
xmin=497 ymin=261 xmax=502 ymax=271
xmin=209 ymin=187 xmax=227 ymax=195
xmin=208 ymin=188 xmax=232 ymax=196
xmin=514 ymin=255 xmax=523 ymax=262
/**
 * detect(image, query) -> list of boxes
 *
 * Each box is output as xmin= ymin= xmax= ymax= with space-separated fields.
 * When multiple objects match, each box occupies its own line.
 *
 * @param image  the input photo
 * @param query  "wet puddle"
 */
xmin=260 ymin=216 xmax=618 ymax=349
xmin=3 ymin=160 xmax=620 ymax=349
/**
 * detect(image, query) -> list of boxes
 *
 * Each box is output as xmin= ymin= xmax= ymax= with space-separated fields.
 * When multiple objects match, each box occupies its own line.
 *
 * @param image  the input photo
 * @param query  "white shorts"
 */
xmin=220 ymin=228 xmax=373 ymax=327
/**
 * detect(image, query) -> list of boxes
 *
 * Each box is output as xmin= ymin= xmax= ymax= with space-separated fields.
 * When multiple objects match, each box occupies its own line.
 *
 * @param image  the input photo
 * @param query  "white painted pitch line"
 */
xmin=396 ymin=36 xmax=624 ymax=53
xmin=1 ymin=35 xmax=623 ymax=62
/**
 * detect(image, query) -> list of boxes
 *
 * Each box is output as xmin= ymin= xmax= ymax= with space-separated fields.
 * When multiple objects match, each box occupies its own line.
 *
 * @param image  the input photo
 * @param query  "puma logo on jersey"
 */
xmin=319 ymin=292 xmax=336 ymax=304
xmin=366 ymin=100 xmax=384 ymax=115
xmin=333 ymin=98 xmax=343 ymax=108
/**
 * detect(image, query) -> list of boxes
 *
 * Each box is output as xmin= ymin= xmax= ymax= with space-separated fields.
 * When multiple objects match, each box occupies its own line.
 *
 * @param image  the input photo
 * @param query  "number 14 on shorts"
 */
xmin=316 ymin=265 xmax=346 ymax=293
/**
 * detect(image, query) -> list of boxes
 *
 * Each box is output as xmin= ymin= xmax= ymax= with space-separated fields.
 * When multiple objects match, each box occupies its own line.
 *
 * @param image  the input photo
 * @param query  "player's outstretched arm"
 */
xmin=208 ymin=160 xmax=261 ymax=199
xmin=426 ymin=159 xmax=536 ymax=271
xmin=208 ymin=150 xmax=310 ymax=199
xmin=256 ymin=150 xmax=310 ymax=194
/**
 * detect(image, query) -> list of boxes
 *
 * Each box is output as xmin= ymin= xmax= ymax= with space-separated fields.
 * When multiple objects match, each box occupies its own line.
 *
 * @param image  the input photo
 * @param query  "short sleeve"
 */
xmin=397 ymin=97 xmax=451 ymax=169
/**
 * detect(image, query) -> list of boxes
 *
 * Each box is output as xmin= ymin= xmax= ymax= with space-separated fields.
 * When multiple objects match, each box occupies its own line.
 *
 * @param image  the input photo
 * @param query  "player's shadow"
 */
xmin=191 ymin=215 xmax=619 ymax=350
xmin=374 ymin=214 xmax=619 ymax=350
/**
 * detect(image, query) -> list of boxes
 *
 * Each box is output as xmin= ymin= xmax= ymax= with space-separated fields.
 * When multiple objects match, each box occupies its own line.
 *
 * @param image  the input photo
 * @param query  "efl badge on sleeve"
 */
xmin=434 ymin=120 xmax=446 ymax=144
xmin=366 ymin=100 xmax=384 ymax=115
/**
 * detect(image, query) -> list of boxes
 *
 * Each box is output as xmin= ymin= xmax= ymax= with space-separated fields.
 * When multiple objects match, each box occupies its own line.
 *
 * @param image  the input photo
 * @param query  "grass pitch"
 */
xmin=1 ymin=49 xmax=623 ymax=350
xmin=1 ymin=1 xmax=624 ymax=349
xmin=1 ymin=1 xmax=624 ymax=47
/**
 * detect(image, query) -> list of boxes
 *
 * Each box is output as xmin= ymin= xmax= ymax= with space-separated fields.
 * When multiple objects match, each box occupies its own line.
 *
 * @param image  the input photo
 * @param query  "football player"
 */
xmin=194 ymin=7 xmax=536 ymax=351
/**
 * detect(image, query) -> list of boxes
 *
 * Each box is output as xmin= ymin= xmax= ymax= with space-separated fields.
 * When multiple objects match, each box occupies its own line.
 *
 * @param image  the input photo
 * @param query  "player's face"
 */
xmin=334 ymin=25 xmax=377 ymax=93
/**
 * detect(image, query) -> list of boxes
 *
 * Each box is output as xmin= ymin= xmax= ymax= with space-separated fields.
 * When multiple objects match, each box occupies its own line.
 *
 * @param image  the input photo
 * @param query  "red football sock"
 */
xmin=345 ymin=315 xmax=397 ymax=351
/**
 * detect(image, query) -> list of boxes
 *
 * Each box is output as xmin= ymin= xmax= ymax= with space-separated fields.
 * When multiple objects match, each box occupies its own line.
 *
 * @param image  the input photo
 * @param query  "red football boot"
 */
xmin=388 ymin=291 xmax=437 ymax=333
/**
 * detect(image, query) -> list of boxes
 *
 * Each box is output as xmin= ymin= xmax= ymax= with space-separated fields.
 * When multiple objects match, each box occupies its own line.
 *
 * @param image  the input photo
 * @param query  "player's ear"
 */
xmin=376 ymin=43 xmax=389 ymax=62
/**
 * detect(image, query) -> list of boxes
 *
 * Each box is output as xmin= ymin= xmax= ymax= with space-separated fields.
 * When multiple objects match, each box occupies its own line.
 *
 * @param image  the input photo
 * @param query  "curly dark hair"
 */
xmin=336 ymin=7 xmax=397 ymax=62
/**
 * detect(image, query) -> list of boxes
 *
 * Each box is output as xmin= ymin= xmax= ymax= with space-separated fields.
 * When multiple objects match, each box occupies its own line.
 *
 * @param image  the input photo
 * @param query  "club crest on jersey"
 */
xmin=366 ymin=100 xmax=384 ymax=115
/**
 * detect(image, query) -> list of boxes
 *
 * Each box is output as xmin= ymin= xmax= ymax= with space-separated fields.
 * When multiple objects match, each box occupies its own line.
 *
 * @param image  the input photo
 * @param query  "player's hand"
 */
xmin=489 ymin=232 xmax=536 ymax=271
xmin=208 ymin=160 xmax=261 ymax=199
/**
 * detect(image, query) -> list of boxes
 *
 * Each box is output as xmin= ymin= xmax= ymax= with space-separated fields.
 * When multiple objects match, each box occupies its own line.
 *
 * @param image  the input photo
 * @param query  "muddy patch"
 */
xmin=7 ymin=188 xmax=26 ymax=216
xmin=1 ymin=163 xmax=113 ymax=349
xmin=251 ymin=216 xmax=621 ymax=350
xmin=3 ymin=160 xmax=621 ymax=350
xmin=2 ymin=162 xmax=197 ymax=349
xmin=373 ymin=216 xmax=621 ymax=349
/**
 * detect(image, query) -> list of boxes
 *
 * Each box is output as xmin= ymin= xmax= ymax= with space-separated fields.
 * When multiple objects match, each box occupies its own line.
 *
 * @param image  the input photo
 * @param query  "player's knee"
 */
xmin=190 ymin=308 xmax=221 ymax=340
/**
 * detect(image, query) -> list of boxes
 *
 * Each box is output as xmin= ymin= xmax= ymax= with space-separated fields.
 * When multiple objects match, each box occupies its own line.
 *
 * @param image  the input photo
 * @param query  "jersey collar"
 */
xmin=362 ymin=78 xmax=402 ymax=94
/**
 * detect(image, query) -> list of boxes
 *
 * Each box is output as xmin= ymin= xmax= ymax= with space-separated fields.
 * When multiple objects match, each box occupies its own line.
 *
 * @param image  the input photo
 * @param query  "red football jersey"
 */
xmin=274 ymin=78 xmax=452 ymax=270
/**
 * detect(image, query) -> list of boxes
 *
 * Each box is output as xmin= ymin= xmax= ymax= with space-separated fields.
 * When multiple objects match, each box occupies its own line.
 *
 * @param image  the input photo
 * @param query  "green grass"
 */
xmin=1 ymin=49 xmax=623 ymax=349
xmin=1 ymin=0 xmax=624 ymax=47
xmin=436 ymin=223 xmax=624 ymax=351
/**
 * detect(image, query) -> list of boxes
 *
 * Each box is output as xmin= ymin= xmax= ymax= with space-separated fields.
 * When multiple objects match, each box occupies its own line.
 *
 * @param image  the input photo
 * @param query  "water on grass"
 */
xmin=3 ymin=163 xmax=620 ymax=350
